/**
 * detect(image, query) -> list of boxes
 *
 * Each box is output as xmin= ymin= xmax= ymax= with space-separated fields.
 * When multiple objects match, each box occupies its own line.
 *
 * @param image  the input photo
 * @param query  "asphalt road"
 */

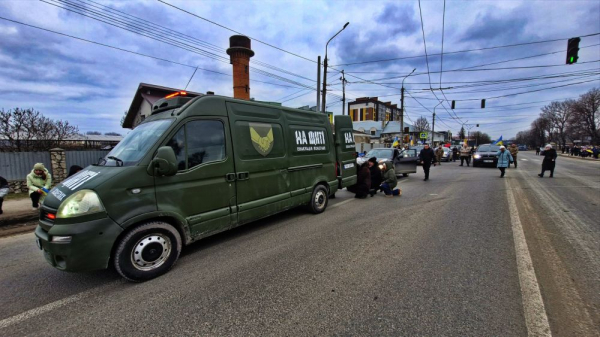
xmin=0 ymin=151 xmax=598 ymax=336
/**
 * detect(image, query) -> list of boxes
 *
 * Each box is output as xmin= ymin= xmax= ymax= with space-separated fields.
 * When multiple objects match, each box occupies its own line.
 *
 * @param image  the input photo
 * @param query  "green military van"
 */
xmin=35 ymin=93 xmax=357 ymax=281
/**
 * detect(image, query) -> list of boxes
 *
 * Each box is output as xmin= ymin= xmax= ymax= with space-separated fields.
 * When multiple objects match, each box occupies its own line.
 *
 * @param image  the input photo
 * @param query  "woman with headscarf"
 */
xmin=496 ymin=146 xmax=513 ymax=178
xmin=27 ymin=163 xmax=52 ymax=209
xmin=538 ymin=144 xmax=557 ymax=178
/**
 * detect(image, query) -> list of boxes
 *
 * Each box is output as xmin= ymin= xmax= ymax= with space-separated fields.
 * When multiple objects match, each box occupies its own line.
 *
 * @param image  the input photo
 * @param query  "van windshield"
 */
xmin=99 ymin=119 xmax=173 ymax=167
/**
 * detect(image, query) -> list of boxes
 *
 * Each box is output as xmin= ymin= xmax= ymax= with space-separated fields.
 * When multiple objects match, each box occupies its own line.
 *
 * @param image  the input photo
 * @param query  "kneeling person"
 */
xmin=381 ymin=162 xmax=401 ymax=197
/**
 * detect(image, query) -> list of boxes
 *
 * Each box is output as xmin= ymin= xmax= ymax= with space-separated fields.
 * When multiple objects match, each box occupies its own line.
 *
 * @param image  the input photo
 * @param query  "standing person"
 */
xmin=380 ymin=162 xmax=401 ymax=197
xmin=435 ymin=145 xmax=444 ymax=166
xmin=367 ymin=157 xmax=383 ymax=197
xmin=0 ymin=176 xmax=9 ymax=215
xmin=68 ymin=165 xmax=83 ymax=178
xmin=496 ymin=146 xmax=513 ymax=178
xmin=509 ymin=143 xmax=519 ymax=168
xmin=452 ymin=146 xmax=459 ymax=162
xmin=538 ymin=145 xmax=557 ymax=178
xmin=27 ymin=163 xmax=52 ymax=210
xmin=459 ymin=144 xmax=472 ymax=167
xmin=418 ymin=144 xmax=436 ymax=181
xmin=535 ymin=146 xmax=540 ymax=155
xmin=347 ymin=162 xmax=371 ymax=199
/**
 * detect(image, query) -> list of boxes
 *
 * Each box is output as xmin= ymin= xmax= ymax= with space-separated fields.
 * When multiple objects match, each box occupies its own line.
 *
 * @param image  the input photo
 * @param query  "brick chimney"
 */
xmin=226 ymin=35 xmax=254 ymax=100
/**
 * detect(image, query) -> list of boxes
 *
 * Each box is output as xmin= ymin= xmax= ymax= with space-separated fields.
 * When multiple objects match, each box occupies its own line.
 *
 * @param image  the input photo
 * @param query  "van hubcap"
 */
xmin=131 ymin=234 xmax=171 ymax=271
xmin=314 ymin=190 xmax=326 ymax=210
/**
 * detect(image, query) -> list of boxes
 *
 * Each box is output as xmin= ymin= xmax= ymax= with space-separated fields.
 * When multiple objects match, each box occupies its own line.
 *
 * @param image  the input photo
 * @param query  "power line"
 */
xmin=157 ymin=0 xmax=316 ymax=63
xmin=332 ymin=32 xmax=600 ymax=67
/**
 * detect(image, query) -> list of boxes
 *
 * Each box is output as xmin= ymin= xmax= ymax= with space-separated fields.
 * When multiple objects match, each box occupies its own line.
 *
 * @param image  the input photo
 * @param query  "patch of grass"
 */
xmin=4 ymin=193 xmax=29 ymax=201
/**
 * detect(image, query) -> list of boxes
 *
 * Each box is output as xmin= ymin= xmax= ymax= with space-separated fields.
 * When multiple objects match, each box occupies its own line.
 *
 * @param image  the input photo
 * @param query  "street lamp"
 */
xmin=400 ymin=68 xmax=416 ymax=147
xmin=321 ymin=22 xmax=349 ymax=113
xmin=431 ymin=101 xmax=443 ymax=145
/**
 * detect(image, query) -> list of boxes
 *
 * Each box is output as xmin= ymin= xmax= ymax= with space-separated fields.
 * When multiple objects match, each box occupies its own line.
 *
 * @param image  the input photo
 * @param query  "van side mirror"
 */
xmin=148 ymin=146 xmax=178 ymax=176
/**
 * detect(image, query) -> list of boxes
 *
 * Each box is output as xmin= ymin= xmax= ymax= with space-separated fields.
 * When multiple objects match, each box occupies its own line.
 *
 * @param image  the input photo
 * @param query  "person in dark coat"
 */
xmin=68 ymin=165 xmax=83 ymax=178
xmin=0 ymin=176 xmax=9 ymax=215
xmin=535 ymin=146 xmax=540 ymax=155
xmin=452 ymin=146 xmax=458 ymax=161
xmin=367 ymin=157 xmax=383 ymax=197
xmin=538 ymin=145 xmax=557 ymax=178
xmin=347 ymin=162 xmax=371 ymax=198
xmin=418 ymin=144 xmax=436 ymax=181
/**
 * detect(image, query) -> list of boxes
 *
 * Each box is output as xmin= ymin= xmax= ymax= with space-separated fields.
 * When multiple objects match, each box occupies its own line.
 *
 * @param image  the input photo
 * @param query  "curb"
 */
xmin=557 ymin=154 xmax=599 ymax=161
xmin=0 ymin=214 xmax=39 ymax=228
xmin=0 ymin=223 xmax=37 ymax=238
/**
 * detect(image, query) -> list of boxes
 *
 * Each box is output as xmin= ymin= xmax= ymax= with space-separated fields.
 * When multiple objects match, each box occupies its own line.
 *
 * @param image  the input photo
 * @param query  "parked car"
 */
xmin=441 ymin=147 xmax=452 ymax=162
xmin=410 ymin=146 xmax=424 ymax=165
xmin=518 ymin=145 xmax=527 ymax=151
xmin=472 ymin=144 xmax=501 ymax=167
xmin=357 ymin=148 xmax=399 ymax=166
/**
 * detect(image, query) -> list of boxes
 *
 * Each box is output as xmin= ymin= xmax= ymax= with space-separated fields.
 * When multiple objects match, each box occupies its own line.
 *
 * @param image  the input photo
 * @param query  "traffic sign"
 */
xmin=419 ymin=132 xmax=428 ymax=139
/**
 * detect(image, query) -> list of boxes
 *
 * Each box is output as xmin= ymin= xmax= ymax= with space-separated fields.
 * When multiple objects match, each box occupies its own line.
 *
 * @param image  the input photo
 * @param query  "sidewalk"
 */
xmin=0 ymin=196 xmax=39 ymax=227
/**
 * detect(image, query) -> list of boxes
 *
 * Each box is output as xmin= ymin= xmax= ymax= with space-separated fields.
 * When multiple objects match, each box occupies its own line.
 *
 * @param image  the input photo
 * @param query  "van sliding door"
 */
xmin=334 ymin=116 xmax=357 ymax=188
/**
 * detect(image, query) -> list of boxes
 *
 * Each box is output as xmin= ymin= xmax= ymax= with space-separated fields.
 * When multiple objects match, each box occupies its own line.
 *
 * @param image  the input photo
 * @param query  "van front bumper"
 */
xmin=35 ymin=217 xmax=123 ymax=272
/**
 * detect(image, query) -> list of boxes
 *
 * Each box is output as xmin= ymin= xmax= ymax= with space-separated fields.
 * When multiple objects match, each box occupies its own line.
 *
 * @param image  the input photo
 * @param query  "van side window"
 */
xmin=186 ymin=120 xmax=226 ymax=169
xmin=166 ymin=127 xmax=186 ymax=171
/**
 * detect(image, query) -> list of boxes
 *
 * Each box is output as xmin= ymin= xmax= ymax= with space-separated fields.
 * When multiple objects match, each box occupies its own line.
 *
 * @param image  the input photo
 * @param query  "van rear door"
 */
xmin=334 ymin=115 xmax=357 ymax=188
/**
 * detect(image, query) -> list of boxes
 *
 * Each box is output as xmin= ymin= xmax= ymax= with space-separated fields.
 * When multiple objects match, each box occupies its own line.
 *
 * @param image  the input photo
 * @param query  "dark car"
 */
xmin=472 ymin=144 xmax=501 ymax=167
xmin=357 ymin=148 xmax=418 ymax=177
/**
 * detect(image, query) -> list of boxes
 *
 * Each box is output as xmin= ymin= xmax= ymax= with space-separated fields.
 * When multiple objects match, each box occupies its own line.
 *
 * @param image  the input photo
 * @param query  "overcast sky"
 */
xmin=0 ymin=0 xmax=599 ymax=139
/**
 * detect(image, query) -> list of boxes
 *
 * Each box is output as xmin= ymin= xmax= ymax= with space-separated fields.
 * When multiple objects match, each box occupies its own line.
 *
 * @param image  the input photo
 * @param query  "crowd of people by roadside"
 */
xmin=560 ymin=145 xmax=600 ymax=159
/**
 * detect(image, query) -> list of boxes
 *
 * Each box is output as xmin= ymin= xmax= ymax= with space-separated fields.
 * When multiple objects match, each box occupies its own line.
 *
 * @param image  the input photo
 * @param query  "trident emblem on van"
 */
xmin=249 ymin=123 xmax=274 ymax=156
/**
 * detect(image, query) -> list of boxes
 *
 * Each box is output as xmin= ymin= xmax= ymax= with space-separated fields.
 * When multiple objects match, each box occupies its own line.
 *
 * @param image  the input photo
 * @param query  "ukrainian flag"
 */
xmin=494 ymin=135 xmax=503 ymax=146
xmin=392 ymin=136 xmax=399 ymax=147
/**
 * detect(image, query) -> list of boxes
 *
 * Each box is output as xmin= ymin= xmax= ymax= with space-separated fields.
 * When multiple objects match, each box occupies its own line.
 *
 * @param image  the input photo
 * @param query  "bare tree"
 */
xmin=104 ymin=132 xmax=122 ymax=136
xmin=86 ymin=131 xmax=102 ymax=135
xmin=572 ymin=88 xmax=600 ymax=144
xmin=413 ymin=116 xmax=430 ymax=132
xmin=0 ymin=108 xmax=79 ymax=152
xmin=541 ymin=100 xmax=574 ymax=149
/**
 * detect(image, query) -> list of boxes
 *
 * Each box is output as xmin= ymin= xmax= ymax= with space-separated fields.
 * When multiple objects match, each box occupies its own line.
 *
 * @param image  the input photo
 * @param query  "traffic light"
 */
xmin=566 ymin=37 xmax=581 ymax=64
xmin=476 ymin=124 xmax=479 ymax=127
xmin=451 ymin=100 xmax=456 ymax=109
xmin=404 ymin=127 xmax=409 ymax=133
xmin=481 ymin=99 xmax=486 ymax=109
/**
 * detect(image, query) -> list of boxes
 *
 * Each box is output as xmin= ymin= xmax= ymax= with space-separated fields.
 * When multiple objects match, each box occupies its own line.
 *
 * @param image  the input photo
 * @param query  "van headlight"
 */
xmin=57 ymin=190 xmax=105 ymax=218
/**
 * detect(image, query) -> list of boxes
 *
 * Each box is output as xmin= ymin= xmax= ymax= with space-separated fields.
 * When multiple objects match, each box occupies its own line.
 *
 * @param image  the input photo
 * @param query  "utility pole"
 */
xmin=432 ymin=101 xmax=443 ymax=145
xmin=432 ymin=112 xmax=436 ymax=146
xmin=316 ymin=56 xmax=321 ymax=112
xmin=400 ymin=68 xmax=416 ymax=148
xmin=341 ymin=70 xmax=347 ymax=115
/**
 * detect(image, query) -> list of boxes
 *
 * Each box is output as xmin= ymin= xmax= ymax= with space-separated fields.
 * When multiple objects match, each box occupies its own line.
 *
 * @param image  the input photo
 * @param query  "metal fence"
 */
xmin=66 ymin=151 xmax=110 ymax=170
xmin=0 ymin=152 xmax=52 ymax=180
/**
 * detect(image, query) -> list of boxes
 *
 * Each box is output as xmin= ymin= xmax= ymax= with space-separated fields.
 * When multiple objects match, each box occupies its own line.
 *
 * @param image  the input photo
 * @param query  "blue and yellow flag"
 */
xmin=494 ymin=135 xmax=503 ymax=146
xmin=392 ymin=136 xmax=399 ymax=147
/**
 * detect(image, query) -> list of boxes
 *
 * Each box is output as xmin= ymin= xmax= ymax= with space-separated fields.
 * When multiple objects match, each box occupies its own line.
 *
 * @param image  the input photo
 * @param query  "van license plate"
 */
xmin=484 ymin=160 xmax=493 ymax=163
xmin=36 ymin=238 xmax=42 ymax=250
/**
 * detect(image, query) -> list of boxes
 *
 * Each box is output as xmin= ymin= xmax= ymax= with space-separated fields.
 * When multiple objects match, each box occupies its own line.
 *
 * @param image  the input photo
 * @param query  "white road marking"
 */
xmin=0 ymin=281 xmax=120 ymax=330
xmin=505 ymin=179 xmax=552 ymax=337
xmin=521 ymin=159 xmax=529 ymax=161
xmin=329 ymin=198 xmax=354 ymax=209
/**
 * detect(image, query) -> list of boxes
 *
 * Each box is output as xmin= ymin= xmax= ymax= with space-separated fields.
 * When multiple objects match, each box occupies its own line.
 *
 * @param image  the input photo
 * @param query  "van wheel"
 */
xmin=309 ymin=185 xmax=329 ymax=214
xmin=403 ymin=173 xmax=409 ymax=177
xmin=114 ymin=222 xmax=182 ymax=282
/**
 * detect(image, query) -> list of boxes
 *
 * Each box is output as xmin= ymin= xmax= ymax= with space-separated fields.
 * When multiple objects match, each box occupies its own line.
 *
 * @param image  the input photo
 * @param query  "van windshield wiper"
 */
xmin=107 ymin=156 xmax=124 ymax=167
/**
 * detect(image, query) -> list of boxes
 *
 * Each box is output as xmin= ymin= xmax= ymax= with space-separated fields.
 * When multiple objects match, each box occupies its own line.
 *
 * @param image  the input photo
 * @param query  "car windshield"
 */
xmin=366 ymin=149 xmax=393 ymax=159
xmin=99 ymin=119 xmax=173 ymax=167
xmin=477 ymin=145 xmax=500 ymax=152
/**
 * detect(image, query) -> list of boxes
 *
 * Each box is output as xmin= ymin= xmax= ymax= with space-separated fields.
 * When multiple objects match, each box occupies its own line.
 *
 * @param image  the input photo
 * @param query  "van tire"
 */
xmin=308 ymin=185 xmax=329 ymax=214
xmin=114 ymin=222 xmax=182 ymax=282
xmin=403 ymin=173 xmax=409 ymax=177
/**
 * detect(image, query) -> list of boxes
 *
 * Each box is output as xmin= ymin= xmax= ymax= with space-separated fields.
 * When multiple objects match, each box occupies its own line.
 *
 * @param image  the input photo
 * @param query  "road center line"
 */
xmin=505 ymin=179 xmax=552 ymax=337
xmin=0 ymin=281 xmax=120 ymax=330
xmin=329 ymin=198 xmax=354 ymax=209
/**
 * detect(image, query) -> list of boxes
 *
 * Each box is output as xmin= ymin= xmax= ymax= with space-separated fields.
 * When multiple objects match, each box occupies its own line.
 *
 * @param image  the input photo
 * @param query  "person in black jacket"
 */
xmin=418 ymin=144 xmax=437 ymax=181
xmin=367 ymin=157 xmax=383 ymax=197
xmin=0 ymin=176 xmax=9 ymax=215
xmin=538 ymin=145 xmax=557 ymax=178
xmin=347 ymin=162 xmax=371 ymax=198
